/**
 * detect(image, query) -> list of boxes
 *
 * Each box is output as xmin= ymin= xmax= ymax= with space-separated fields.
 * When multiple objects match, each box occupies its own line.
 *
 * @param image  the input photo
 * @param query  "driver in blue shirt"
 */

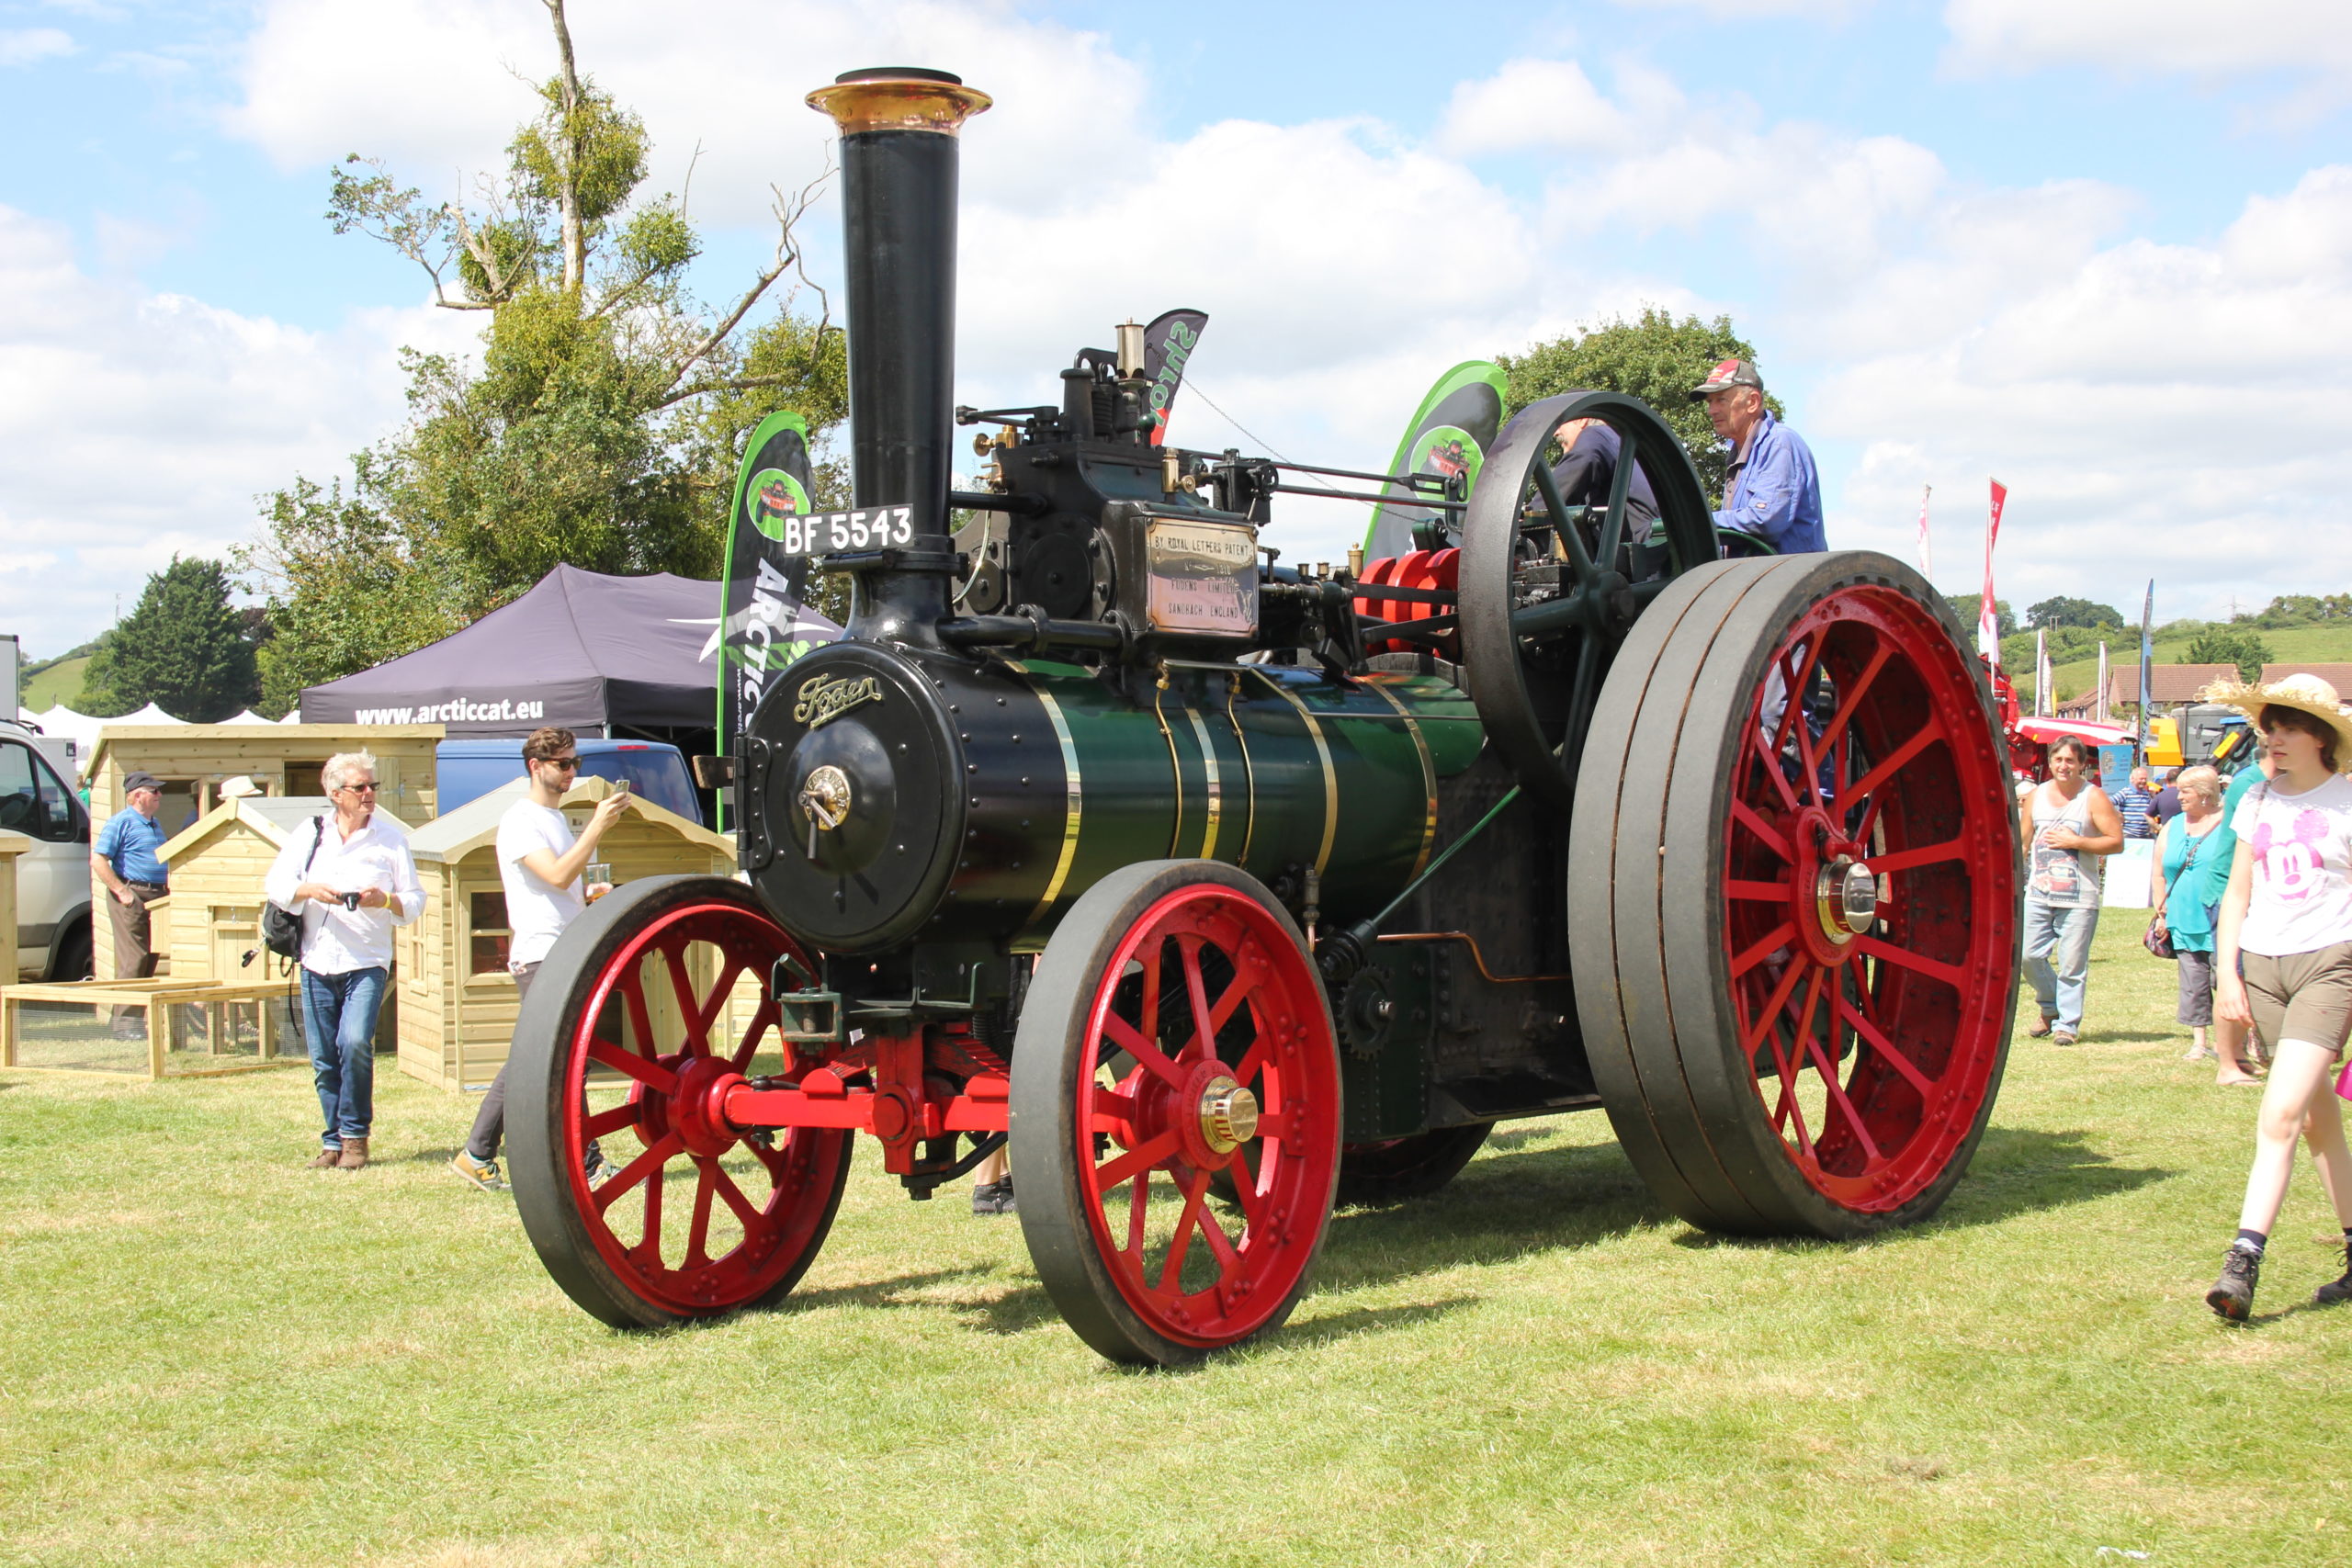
xmin=1691 ymin=358 xmax=1826 ymax=554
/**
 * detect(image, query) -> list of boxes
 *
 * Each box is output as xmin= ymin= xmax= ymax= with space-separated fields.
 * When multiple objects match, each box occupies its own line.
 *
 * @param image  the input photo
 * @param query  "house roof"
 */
xmin=2104 ymin=664 xmax=2238 ymax=705
xmin=2259 ymin=663 xmax=2352 ymax=694
xmin=158 ymin=796 xmax=413 ymax=863
xmin=403 ymin=773 xmax=730 ymax=864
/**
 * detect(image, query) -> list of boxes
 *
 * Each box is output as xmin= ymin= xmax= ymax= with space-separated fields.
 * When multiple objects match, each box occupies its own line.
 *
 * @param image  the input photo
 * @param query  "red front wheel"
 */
xmin=509 ymin=876 xmax=853 ymax=1327
xmin=1012 ymin=862 xmax=1342 ymax=1365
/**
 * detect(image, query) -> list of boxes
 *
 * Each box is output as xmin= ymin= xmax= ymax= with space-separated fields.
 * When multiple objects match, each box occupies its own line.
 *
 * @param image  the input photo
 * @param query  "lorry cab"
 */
xmin=0 ymin=718 xmax=94 ymax=979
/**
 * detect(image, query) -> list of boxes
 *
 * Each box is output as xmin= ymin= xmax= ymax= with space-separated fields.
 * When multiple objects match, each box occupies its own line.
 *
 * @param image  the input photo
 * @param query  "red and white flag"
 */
xmin=1917 ymin=483 xmax=1933 ymax=582
xmin=1977 ymin=479 xmax=2008 ymax=665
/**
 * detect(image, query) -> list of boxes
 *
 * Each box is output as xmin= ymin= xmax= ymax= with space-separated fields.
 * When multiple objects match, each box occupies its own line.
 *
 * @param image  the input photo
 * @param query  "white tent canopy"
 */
xmin=221 ymin=709 xmax=277 ymax=726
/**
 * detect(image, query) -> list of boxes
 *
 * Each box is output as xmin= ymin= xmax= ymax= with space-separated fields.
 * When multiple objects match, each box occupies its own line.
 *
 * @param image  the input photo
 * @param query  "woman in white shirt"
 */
xmin=2203 ymin=676 xmax=2352 ymax=1319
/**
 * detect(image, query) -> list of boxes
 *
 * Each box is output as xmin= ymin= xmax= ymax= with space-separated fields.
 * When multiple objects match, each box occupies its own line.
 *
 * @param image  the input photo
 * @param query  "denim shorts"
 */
xmin=2243 ymin=942 xmax=2352 ymax=1056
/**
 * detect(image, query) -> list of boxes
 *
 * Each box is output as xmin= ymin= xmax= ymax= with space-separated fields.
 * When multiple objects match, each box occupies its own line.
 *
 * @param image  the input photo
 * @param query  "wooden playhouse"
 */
xmin=84 ymin=723 xmax=442 ymax=982
xmin=395 ymin=776 xmax=740 ymax=1091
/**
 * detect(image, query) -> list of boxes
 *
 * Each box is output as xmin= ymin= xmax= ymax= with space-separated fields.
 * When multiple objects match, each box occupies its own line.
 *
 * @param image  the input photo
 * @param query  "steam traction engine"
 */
xmin=506 ymin=70 xmax=2022 ymax=1366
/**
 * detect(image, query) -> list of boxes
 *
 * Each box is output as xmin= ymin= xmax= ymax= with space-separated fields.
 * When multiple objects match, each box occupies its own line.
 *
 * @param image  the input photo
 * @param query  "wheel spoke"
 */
xmin=1838 ymin=993 xmax=1937 ymax=1097
xmin=1818 ymin=640 xmax=1894 ymax=747
xmin=1560 ymin=635 xmax=1601 ymax=763
xmin=1726 ymin=877 xmax=1792 ymax=904
xmin=1843 ymin=719 xmax=1942 ymax=805
xmin=1747 ymin=724 xmax=1804 ymax=814
xmin=707 ymin=1157 xmax=768 ymax=1231
xmin=1180 ymin=935 xmax=1217 ymax=1063
xmin=1741 ymin=958 xmax=1808 ymax=1055
xmin=594 ymin=1132 xmax=682 ymax=1214
xmin=1529 ymin=460 xmax=1596 ymax=585
xmin=586 ymin=1037 xmax=677 ymax=1094
xmin=1731 ymin=923 xmax=1795 ymax=978
xmin=1092 ymin=1128 xmax=1182 ymax=1195
xmin=635 ymin=1162 xmax=665 ymax=1260
xmin=688 ymin=959 xmax=744 ymax=1055
xmin=619 ymin=969 xmax=659 ymax=1063
xmin=1158 ymin=1171 xmax=1212 ymax=1293
xmin=685 ymin=1156 xmax=719 ymax=1268
xmin=1770 ymin=637 xmax=1829 ymax=760
xmin=1102 ymin=1012 xmax=1187 ymax=1089
xmin=1731 ymin=798 xmax=1795 ymax=863
xmin=1853 ymin=936 xmax=1964 ymax=989
xmin=1125 ymin=1167 xmax=1151 ymax=1256
xmin=1226 ymin=1151 xmax=1270 ymax=1235
xmin=729 ymin=998 xmax=780 ymax=1070
xmin=582 ymin=1100 xmax=640 ymax=1141
xmin=662 ymin=943 xmax=708 ymax=1055
xmin=1801 ymin=1026 xmax=1883 ymax=1166
xmin=1597 ymin=434 xmax=1636 ymax=570
xmin=1868 ymin=837 xmax=1966 ymax=876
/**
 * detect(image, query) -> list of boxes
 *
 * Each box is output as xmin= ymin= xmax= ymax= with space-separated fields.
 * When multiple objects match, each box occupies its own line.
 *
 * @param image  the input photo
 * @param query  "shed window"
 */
xmin=469 ymin=891 xmax=513 ymax=976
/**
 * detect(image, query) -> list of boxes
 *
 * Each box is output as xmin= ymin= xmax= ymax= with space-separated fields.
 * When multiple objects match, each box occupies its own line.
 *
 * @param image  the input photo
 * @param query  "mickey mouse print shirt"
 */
xmin=2232 ymin=774 xmax=2352 ymax=957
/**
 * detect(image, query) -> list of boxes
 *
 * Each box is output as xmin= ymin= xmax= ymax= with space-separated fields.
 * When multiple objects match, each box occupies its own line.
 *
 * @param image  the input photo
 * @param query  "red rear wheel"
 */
xmin=1012 ymin=861 xmax=1341 ymax=1365
xmin=509 ymin=876 xmax=853 ymax=1327
xmin=1572 ymin=554 xmax=2018 ymax=1237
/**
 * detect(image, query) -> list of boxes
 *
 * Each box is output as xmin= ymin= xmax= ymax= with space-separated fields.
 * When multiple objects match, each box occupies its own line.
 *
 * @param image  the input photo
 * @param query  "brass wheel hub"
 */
xmin=1198 ymin=1076 xmax=1260 ymax=1155
xmin=1815 ymin=857 xmax=1880 ymax=944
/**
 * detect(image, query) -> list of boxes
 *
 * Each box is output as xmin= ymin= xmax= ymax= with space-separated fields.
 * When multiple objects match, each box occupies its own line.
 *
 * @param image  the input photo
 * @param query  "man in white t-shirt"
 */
xmin=451 ymin=727 xmax=629 ymax=1191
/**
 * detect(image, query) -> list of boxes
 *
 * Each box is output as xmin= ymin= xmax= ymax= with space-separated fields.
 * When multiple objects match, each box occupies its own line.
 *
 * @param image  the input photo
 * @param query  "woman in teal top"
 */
xmin=2150 ymin=765 xmax=2237 ymax=1069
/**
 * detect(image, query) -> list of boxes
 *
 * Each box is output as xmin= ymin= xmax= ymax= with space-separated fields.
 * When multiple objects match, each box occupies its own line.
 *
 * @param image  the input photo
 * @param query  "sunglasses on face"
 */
xmin=339 ymin=782 xmax=380 ymax=794
xmin=543 ymin=757 xmax=581 ymax=771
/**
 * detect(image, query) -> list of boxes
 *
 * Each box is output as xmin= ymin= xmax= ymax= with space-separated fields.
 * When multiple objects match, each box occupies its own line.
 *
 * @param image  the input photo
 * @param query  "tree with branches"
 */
xmin=243 ymin=0 xmax=846 ymax=712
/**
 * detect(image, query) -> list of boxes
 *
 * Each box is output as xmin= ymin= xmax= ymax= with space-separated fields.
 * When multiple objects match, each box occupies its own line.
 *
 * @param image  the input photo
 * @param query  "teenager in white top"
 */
xmin=263 ymin=750 xmax=426 ymax=1171
xmin=451 ymin=728 xmax=628 ymax=1191
xmin=2203 ymin=676 xmax=2352 ymax=1319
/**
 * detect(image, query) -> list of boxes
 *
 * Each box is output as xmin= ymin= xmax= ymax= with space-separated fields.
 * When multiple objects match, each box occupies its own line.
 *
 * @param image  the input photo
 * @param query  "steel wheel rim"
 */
xmin=558 ymin=898 xmax=843 ymax=1316
xmin=1722 ymin=582 xmax=2014 ymax=1213
xmin=1073 ymin=884 xmax=1339 ymax=1348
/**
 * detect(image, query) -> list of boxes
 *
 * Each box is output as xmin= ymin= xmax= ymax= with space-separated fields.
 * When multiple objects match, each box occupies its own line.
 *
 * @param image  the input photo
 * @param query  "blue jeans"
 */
xmin=2022 ymin=899 xmax=2099 ymax=1034
xmin=301 ymin=966 xmax=388 ymax=1147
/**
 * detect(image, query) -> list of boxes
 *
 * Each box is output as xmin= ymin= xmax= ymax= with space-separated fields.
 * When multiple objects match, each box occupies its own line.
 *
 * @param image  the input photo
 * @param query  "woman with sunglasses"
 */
xmin=263 ymin=750 xmax=426 ymax=1171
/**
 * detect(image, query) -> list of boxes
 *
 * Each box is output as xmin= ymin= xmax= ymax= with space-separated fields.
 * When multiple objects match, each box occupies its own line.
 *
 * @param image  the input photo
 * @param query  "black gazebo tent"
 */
xmin=301 ymin=565 xmax=798 ymax=744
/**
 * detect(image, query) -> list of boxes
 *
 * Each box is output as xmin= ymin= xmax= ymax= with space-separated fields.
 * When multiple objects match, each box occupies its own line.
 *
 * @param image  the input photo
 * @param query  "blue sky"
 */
xmin=5 ymin=0 xmax=2348 ymax=661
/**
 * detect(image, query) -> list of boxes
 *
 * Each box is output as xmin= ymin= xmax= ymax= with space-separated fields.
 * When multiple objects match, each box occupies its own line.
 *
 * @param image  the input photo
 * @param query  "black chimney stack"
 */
xmin=807 ymin=67 xmax=991 ymax=644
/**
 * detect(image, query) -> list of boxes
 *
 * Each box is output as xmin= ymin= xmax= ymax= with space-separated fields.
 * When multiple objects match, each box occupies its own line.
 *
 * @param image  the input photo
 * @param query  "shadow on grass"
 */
xmin=1669 ymin=1124 xmax=2175 ymax=1252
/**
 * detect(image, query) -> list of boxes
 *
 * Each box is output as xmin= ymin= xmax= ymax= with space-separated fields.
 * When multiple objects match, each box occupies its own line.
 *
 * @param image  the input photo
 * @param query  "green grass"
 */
xmin=6 ymin=917 xmax=2350 ymax=1567
xmin=18 ymin=656 xmax=88 ymax=712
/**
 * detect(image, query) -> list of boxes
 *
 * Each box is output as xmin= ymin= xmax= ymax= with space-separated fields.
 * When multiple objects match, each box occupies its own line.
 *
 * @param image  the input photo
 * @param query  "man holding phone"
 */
xmin=451 ymin=727 xmax=630 ymax=1191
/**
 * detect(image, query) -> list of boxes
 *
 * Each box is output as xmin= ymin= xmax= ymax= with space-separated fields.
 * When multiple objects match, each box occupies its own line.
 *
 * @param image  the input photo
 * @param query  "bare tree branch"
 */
xmin=657 ymin=159 xmax=836 ymax=397
xmin=543 ymin=0 xmax=586 ymax=295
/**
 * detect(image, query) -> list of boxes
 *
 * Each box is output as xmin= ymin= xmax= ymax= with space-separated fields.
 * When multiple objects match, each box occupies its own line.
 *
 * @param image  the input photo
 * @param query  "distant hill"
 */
xmin=2019 ymin=624 xmax=2352 ymax=705
xmin=22 ymin=656 xmax=91 ymax=710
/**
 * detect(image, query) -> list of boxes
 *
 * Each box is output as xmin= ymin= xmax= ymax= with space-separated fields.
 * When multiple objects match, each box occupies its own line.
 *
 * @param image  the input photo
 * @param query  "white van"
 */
xmin=1 ymin=718 xmax=94 ymax=979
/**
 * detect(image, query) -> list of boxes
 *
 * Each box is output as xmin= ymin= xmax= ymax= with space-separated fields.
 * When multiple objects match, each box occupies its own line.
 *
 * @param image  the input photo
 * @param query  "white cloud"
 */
xmin=1436 ymin=59 xmax=1634 ymax=156
xmin=1820 ymin=166 xmax=2352 ymax=616
xmin=0 ymin=27 xmax=75 ymax=66
xmin=1943 ymin=0 xmax=2352 ymax=82
xmin=0 ymin=206 xmax=472 ymax=655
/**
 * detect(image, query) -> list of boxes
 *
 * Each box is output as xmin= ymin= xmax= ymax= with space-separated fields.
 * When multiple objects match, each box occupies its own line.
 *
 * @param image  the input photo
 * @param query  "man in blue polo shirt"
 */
xmin=1691 ymin=358 xmax=1826 ymax=554
xmin=92 ymin=770 xmax=171 ymax=1038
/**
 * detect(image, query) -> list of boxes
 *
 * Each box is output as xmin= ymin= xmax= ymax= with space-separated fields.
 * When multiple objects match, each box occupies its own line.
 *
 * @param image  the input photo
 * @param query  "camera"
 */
xmin=339 ymin=891 xmax=364 ymax=910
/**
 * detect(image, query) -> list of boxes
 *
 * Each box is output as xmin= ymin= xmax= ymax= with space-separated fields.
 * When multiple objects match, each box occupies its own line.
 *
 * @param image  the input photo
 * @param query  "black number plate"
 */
xmin=775 ymin=506 xmax=917 ymax=555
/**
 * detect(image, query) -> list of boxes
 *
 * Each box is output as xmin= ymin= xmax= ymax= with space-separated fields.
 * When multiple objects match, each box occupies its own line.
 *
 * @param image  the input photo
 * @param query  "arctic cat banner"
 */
xmin=1142 ymin=308 xmax=1208 ymax=446
xmin=718 ymin=411 xmax=841 ymax=775
xmin=1363 ymin=361 xmax=1509 ymax=559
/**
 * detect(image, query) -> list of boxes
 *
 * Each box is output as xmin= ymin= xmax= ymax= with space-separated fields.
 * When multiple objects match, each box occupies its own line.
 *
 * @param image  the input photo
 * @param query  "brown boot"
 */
xmin=308 ymin=1145 xmax=344 ymax=1168
xmin=335 ymin=1137 xmax=370 ymax=1170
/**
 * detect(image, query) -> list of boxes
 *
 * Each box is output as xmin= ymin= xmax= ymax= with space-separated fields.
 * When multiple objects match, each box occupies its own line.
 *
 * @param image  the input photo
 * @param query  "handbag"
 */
xmin=2143 ymin=825 xmax=2209 ymax=961
xmin=261 ymin=815 xmax=329 ymax=960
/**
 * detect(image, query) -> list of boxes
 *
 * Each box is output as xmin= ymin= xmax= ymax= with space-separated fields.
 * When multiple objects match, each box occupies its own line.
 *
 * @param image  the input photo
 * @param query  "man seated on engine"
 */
xmin=1690 ymin=358 xmax=1825 ymax=555
xmin=1549 ymin=416 xmax=1658 ymax=534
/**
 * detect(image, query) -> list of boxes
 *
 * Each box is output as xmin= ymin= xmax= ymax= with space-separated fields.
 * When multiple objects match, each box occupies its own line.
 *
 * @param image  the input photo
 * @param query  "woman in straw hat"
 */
xmin=2203 ymin=672 xmax=2352 ymax=1320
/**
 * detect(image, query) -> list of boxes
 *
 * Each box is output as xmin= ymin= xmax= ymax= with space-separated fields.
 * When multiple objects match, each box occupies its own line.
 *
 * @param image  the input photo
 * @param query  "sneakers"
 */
xmin=971 ymin=1179 xmax=1016 ymax=1216
xmin=2317 ymin=1250 xmax=2352 ymax=1308
xmin=583 ymin=1150 xmax=616 ymax=1190
xmin=450 ymin=1150 xmax=506 ymax=1192
xmin=308 ymin=1145 xmax=344 ymax=1169
xmin=335 ymin=1137 xmax=370 ymax=1171
xmin=2207 ymin=1246 xmax=2260 ymax=1321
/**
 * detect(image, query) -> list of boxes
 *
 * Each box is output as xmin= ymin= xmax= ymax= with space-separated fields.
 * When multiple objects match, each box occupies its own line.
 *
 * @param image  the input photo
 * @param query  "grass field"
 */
xmin=18 ymin=656 xmax=88 ymax=712
xmin=6 ymin=915 xmax=2350 ymax=1567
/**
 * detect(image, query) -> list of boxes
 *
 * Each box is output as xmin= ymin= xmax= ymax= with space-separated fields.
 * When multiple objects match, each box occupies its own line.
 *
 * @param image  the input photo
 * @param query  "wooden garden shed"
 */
xmin=395 ymin=775 xmax=739 ymax=1091
xmin=85 ymin=724 xmax=442 ymax=982
xmin=153 ymin=795 xmax=413 ymax=1053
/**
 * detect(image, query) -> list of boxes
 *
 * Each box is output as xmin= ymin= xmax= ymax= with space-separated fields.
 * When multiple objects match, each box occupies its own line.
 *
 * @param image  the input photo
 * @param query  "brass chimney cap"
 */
xmin=808 ymin=68 xmax=992 ymax=136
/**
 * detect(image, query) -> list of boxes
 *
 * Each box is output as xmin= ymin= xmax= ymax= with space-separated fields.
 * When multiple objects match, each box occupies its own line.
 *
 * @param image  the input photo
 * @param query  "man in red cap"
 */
xmin=1691 ymin=358 xmax=1825 ymax=554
